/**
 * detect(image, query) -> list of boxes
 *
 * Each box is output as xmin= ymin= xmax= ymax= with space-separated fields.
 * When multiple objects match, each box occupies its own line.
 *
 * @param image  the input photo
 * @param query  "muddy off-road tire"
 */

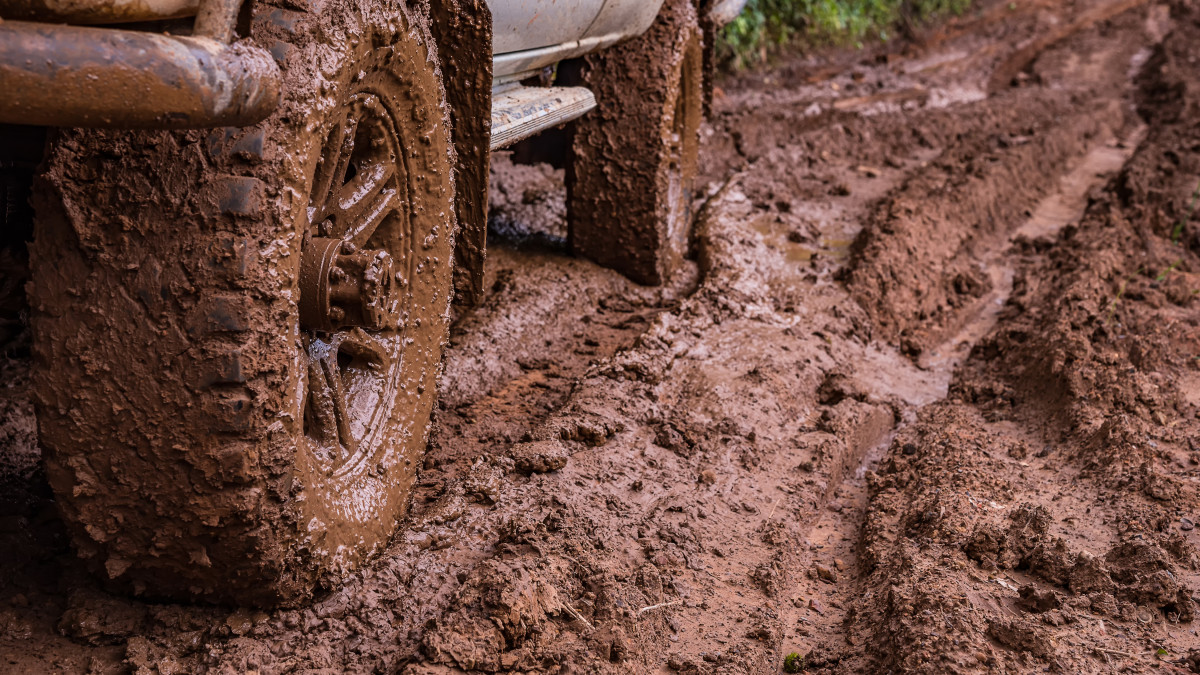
xmin=28 ymin=0 xmax=455 ymax=605
xmin=567 ymin=0 xmax=703 ymax=286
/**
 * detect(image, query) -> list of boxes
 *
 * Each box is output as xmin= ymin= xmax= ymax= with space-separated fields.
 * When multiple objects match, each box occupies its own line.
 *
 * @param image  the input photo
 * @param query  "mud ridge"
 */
xmin=825 ymin=3 xmax=1200 ymax=672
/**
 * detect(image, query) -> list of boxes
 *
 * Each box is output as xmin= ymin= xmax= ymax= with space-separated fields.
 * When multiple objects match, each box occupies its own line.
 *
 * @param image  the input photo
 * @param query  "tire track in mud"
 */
xmin=787 ymin=123 xmax=1147 ymax=673
xmin=694 ymin=1 xmax=1182 ymax=671
xmin=793 ymin=4 xmax=1200 ymax=673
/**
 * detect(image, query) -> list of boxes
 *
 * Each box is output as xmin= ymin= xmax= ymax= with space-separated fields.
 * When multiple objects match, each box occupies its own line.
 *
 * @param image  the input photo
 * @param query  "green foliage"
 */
xmin=719 ymin=0 xmax=973 ymax=69
xmin=1155 ymin=179 xmax=1200 ymax=287
xmin=783 ymin=651 xmax=806 ymax=673
xmin=1171 ymin=178 xmax=1200 ymax=243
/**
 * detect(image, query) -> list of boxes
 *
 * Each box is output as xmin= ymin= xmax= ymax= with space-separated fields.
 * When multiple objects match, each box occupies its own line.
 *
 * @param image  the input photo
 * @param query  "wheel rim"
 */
xmin=300 ymin=91 xmax=412 ymax=476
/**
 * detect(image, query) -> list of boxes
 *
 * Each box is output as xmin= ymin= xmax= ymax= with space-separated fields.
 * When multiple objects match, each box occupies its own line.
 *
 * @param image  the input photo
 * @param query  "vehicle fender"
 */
xmin=429 ymin=0 xmax=492 ymax=307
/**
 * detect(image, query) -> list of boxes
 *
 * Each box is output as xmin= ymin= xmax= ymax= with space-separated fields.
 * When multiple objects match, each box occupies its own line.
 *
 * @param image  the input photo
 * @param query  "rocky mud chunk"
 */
xmin=58 ymin=589 xmax=146 ymax=645
xmin=422 ymin=558 xmax=573 ymax=672
xmin=507 ymin=440 xmax=570 ymax=474
xmin=1105 ymin=539 xmax=1196 ymax=621
xmin=986 ymin=618 xmax=1055 ymax=660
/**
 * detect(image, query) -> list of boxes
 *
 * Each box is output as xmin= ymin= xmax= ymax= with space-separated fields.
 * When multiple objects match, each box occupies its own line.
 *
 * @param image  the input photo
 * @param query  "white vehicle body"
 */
xmin=490 ymin=0 xmax=664 ymax=81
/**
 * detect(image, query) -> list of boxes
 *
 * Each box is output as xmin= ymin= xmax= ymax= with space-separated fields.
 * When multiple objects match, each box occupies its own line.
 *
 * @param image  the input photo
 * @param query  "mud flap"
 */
xmin=429 ymin=0 xmax=493 ymax=307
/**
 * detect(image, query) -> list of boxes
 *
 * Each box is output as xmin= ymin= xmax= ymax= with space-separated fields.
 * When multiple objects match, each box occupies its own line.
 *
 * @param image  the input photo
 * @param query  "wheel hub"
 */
xmin=299 ymin=237 xmax=402 ymax=332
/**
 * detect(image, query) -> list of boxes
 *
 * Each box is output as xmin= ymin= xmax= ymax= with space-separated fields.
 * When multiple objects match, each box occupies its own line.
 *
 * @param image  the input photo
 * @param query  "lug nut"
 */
xmin=300 ymin=237 xmax=402 ymax=332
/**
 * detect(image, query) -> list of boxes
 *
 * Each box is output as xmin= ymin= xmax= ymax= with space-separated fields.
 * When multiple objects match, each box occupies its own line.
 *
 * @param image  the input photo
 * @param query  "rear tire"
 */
xmin=28 ymin=0 xmax=455 ymax=605
xmin=567 ymin=0 xmax=704 ymax=285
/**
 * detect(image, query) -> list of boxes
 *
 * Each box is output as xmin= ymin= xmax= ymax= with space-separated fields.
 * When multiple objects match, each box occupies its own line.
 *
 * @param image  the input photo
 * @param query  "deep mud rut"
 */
xmin=3 ymin=0 xmax=1200 ymax=672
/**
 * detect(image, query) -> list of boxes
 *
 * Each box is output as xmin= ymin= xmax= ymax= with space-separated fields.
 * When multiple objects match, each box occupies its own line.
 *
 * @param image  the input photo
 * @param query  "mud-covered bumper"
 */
xmin=0 ymin=5 xmax=280 ymax=129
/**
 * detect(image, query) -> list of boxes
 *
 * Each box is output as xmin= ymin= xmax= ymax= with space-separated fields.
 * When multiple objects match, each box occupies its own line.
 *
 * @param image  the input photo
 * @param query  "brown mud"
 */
xmin=2 ymin=0 xmax=1200 ymax=672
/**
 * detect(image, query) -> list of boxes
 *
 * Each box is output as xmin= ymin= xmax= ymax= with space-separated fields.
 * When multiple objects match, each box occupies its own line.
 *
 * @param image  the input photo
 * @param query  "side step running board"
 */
xmin=490 ymin=85 xmax=596 ymax=151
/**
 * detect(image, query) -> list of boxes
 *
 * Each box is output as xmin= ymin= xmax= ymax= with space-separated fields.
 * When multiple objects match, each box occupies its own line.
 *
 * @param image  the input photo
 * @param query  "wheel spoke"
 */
xmin=319 ymin=354 xmax=357 ymax=458
xmin=311 ymin=115 xmax=361 ymax=234
xmin=350 ymin=188 xmax=399 ymax=247
xmin=305 ymin=332 xmax=365 ymax=460
xmin=305 ymin=357 xmax=339 ymax=448
xmin=337 ymin=163 xmax=397 ymax=243
xmin=336 ymin=328 xmax=392 ymax=371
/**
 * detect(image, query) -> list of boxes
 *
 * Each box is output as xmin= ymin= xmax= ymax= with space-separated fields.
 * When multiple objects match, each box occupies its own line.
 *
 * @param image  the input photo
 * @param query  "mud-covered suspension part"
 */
xmin=0 ymin=0 xmax=280 ymax=128
xmin=0 ymin=0 xmax=199 ymax=23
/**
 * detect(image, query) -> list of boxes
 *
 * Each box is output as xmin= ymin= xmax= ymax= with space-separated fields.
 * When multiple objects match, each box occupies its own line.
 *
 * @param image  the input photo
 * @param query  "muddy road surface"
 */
xmin=3 ymin=0 xmax=1200 ymax=672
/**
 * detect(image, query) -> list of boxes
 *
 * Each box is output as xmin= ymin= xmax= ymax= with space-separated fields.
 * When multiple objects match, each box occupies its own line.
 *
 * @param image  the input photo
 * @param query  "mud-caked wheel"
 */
xmin=28 ymin=0 xmax=455 ymax=604
xmin=567 ymin=0 xmax=703 ymax=286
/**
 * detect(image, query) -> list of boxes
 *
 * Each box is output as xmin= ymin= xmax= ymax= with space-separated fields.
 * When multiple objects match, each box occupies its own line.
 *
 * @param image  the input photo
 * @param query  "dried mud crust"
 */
xmin=567 ymin=0 xmax=704 ymax=286
xmin=27 ymin=0 xmax=456 ymax=604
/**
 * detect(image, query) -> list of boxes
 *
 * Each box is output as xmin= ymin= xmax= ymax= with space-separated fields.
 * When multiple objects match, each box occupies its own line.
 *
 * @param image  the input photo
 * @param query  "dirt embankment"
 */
xmin=1 ymin=0 xmax=1199 ymax=673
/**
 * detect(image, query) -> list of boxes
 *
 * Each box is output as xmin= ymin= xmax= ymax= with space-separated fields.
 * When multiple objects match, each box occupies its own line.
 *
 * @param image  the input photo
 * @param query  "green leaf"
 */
xmin=718 ymin=0 xmax=974 ymax=69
